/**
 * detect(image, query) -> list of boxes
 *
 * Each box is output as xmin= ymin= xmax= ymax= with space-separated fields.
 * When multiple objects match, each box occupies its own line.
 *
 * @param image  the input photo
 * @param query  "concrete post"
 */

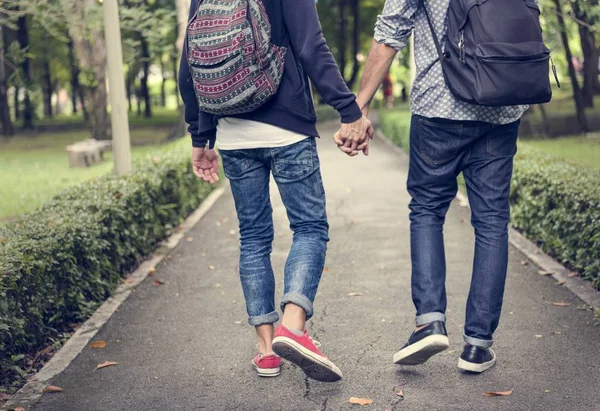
xmin=103 ymin=0 xmax=132 ymax=175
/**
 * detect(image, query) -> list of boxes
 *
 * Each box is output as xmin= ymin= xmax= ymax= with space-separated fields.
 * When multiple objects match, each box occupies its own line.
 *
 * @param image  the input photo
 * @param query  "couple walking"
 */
xmin=179 ymin=0 xmax=551 ymax=382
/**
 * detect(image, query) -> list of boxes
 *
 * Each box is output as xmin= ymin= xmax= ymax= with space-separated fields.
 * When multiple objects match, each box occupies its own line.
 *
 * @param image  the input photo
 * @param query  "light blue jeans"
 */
xmin=220 ymin=138 xmax=329 ymax=326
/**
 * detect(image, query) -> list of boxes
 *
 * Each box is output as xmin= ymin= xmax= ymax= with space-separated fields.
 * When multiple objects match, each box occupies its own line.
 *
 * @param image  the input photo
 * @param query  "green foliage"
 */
xmin=511 ymin=145 xmax=600 ymax=288
xmin=379 ymin=109 xmax=600 ymax=290
xmin=378 ymin=106 xmax=412 ymax=151
xmin=0 ymin=139 xmax=214 ymax=389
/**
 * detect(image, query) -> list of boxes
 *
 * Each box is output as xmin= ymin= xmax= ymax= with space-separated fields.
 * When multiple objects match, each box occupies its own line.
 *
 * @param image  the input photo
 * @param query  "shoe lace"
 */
xmin=309 ymin=336 xmax=321 ymax=348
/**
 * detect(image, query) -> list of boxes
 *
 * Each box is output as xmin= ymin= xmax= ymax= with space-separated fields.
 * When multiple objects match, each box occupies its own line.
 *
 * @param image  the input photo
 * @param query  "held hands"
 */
xmin=333 ymin=114 xmax=374 ymax=157
xmin=192 ymin=147 xmax=220 ymax=184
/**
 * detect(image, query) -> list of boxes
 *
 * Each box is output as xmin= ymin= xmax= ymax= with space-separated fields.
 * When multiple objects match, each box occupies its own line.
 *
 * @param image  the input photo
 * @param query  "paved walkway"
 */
xmin=35 ymin=124 xmax=600 ymax=411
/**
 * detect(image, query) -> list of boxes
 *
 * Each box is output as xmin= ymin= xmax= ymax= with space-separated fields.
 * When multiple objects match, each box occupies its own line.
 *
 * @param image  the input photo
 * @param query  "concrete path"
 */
xmin=34 ymin=123 xmax=600 ymax=411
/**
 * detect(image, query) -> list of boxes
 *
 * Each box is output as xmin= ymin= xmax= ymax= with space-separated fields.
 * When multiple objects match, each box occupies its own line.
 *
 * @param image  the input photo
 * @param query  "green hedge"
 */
xmin=0 ymin=140 xmax=214 ymax=390
xmin=378 ymin=107 xmax=412 ymax=151
xmin=511 ymin=146 xmax=600 ymax=288
xmin=379 ymin=110 xmax=600 ymax=289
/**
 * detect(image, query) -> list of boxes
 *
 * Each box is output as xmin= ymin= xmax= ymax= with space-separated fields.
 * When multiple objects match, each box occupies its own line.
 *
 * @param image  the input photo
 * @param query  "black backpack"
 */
xmin=424 ymin=0 xmax=558 ymax=107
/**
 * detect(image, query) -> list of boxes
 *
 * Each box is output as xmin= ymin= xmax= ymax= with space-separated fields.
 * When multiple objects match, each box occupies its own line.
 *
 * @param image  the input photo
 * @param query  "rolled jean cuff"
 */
xmin=280 ymin=292 xmax=314 ymax=320
xmin=248 ymin=311 xmax=279 ymax=327
xmin=415 ymin=312 xmax=446 ymax=326
xmin=464 ymin=334 xmax=493 ymax=349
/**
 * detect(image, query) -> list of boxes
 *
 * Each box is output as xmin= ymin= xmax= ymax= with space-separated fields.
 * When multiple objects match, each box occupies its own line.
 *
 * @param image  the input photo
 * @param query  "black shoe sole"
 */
xmin=393 ymin=334 xmax=450 ymax=365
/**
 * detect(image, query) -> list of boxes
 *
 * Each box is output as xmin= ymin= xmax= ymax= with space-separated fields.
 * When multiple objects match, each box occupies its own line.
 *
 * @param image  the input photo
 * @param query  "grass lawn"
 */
xmin=14 ymin=107 xmax=181 ymax=129
xmin=0 ymin=126 xmax=180 ymax=220
xmin=525 ymin=134 xmax=600 ymax=170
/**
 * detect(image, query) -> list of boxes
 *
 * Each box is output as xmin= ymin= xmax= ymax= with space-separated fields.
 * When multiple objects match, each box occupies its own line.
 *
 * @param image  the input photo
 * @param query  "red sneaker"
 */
xmin=252 ymin=353 xmax=281 ymax=377
xmin=272 ymin=325 xmax=343 ymax=382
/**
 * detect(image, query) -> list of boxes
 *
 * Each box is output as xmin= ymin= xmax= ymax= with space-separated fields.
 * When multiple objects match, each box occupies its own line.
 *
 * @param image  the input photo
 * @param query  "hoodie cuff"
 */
xmin=191 ymin=130 xmax=217 ymax=149
xmin=339 ymin=101 xmax=363 ymax=124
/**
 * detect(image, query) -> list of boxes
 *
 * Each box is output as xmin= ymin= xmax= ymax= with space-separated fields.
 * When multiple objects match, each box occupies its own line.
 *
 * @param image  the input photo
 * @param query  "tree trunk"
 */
xmin=126 ymin=73 xmax=133 ymax=112
xmin=160 ymin=59 xmax=167 ymax=107
xmin=572 ymin=0 xmax=597 ymax=107
xmin=17 ymin=16 xmax=34 ymax=130
xmin=42 ymin=59 xmax=53 ymax=118
xmin=13 ymin=86 xmax=19 ymax=120
xmin=537 ymin=104 xmax=551 ymax=137
xmin=0 ymin=25 xmax=15 ymax=137
xmin=346 ymin=0 xmax=360 ymax=89
xmin=62 ymin=0 xmax=110 ymax=140
xmin=337 ymin=0 xmax=347 ymax=79
xmin=68 ymin=34 xmax=81 ymax=115
xmin=552 ymin=0 xmax=588 ymax=133
xmin=172 ymin=52 xmax=181 ymax=108
xmin=140 ymin=36 xmax=152 ymax=117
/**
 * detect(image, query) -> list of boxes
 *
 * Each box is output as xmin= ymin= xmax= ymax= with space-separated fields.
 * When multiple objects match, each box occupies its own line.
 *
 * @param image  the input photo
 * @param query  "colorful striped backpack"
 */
xmin=186 ymin=0 xmax=287 ymax=116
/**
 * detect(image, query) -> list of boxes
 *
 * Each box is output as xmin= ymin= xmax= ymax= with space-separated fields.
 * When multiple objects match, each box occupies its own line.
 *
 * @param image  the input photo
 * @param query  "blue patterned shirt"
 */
xmin=375 ymin=0 xmax=528 ymax=124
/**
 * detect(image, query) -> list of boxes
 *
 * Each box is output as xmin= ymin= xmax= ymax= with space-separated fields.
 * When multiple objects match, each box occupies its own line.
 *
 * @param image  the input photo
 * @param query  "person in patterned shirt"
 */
xmin=335 ymin=0 xmax=526 ymax=373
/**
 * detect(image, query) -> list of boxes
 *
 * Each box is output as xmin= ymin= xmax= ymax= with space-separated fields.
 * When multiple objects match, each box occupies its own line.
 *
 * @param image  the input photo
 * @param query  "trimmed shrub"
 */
xmin=379 ymin=109 xmax=600 ymax=289
xmin=0 ymin=140 xmax=214 ymax=390
xmin=378 ymin=108 xmax=411 ymax=152
xmin=511 ymin=146 xmax=600 ymax=288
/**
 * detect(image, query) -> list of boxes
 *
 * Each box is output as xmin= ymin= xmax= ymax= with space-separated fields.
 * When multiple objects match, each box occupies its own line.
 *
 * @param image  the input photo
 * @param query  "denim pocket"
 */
xmin=487 ymin=121 xmax=519 ymax=157
xmin=417 ymin=118 xmax=462 ymax=166
xmin=271 ymin=138 xmax=315 ymax=181
xmin=220 ymin=150 xmax=250 ymax=180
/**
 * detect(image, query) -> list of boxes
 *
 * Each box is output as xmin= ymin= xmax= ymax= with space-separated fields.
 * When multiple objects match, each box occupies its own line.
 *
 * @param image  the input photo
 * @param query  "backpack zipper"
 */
xmin=458 ymin=30 xmax=466 ymax=64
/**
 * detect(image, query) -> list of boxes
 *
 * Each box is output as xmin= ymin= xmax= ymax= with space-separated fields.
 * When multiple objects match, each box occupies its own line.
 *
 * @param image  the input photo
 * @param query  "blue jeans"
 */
xmin=220 ymin=138 xmax=329 ymax=327
xmin=407 ymin=115 xmax=520 ymax=348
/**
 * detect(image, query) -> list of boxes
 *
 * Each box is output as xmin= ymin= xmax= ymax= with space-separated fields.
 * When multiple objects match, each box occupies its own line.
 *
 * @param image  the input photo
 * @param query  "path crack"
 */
xmin=320 ymin=398 xmax=328 ymax=411
xmin=304 ymin=376 xmax=311 ymax=398
xmin=355 ymin=334 xmax=382 ymax=364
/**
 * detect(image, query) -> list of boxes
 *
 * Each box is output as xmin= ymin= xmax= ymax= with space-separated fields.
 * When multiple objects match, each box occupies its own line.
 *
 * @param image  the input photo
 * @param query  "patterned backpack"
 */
xmin=186 ymin=0 xmax=287 ymax=116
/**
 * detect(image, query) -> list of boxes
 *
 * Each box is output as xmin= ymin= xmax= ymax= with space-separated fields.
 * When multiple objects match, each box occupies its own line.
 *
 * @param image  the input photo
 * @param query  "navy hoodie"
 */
xmin=178 ymin=0 xmax=363 ymax=148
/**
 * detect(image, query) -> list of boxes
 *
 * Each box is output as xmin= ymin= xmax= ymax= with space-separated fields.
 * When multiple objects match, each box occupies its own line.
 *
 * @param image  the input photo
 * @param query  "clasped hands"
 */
xmin=333 ymin=112 xmax=374 ymax=157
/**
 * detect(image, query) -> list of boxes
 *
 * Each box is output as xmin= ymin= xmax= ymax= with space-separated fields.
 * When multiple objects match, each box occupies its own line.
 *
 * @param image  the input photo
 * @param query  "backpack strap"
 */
xmin=423 ymin=4 xmax=444 ymax=62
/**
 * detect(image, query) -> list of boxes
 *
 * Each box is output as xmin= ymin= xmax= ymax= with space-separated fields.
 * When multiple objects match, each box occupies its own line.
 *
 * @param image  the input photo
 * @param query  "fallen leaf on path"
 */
xmin=347 ymin=292 xmax=364 ymax=297
xmin=483 ymin=389 xmax=513 ymax=397
xmin=90 ymin=341 xmax=107 ymax=349
xmin=229 ymin=230 xmax=236 ymax=235
xmin=95 ymin=361 xmax=119 ymax=371
xmin=186 ymin=237 xmax=194 ymax=242
xmin=544 ymin=389 xmax=551 ymax=393
xmin=520 ymin=260 xmax=529 ymax=266
xmin=323 ymin=267 xmax=330 ymax=273
xmin=152 ymin=280 xmax=165 ymax=286
xmin=14 ymin=407 xmax=25 ymax=411
xmin=396 ymin=389 xmax=404 ymax=398
xmin=535 ymin=334 xmax=543 ymax=338
xmin=42 ymin=386 xmax=64 ymax=393
xmin=124 ymin=278 xmax=136 ymax=285
xmin=215 ymin=283 xmax=221 ymax=288
xmin=555 ymin=279 xmax=566 ymax=286
xmin=208 ymin=265 xmax=215 ymax=270
xmin=234 ymin=321 xmax=242 ymax=325
xmin=349 ymin=397 xmax=373 ymax=406
xmin=460 ymin=218 xmax=467 ymax=224
xmin=568 ymin=272 xmax=578 ymax=278
xmin=552 ymin=302 xmax=571 ymax=307
xmin=538 ymin=270 xmax=553 ymax=276
xmin=69 ymin=323 xmax=82 ymax=330
xmin=148 ymin=267 xmax=156 ymax=276
xmin=553 ymin=331 xmax=562 ymax=335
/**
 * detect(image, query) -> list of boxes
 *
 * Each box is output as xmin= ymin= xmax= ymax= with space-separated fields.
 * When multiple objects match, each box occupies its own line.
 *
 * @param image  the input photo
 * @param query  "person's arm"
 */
xmin=178 ymin=0 xmax=217 ymax=149
xmin=357 ymin=0 xmax=420 ymax=112
xmin=281 ymin=0 xmax=362 ymax=124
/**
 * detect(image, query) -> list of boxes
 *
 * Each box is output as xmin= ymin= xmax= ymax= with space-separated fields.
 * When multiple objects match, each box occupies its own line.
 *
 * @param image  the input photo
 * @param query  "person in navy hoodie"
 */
xmin=179 ymin=0 xmax=372 ymax=382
